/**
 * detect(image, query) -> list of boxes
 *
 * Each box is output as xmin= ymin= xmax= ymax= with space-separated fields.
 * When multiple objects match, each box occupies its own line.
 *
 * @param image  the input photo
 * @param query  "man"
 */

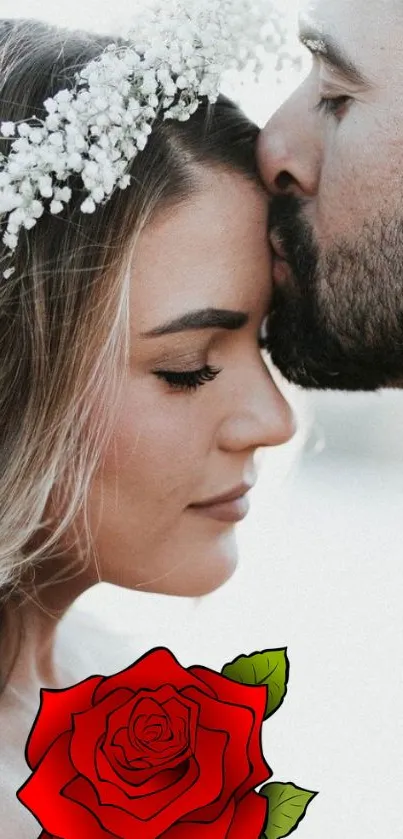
xmin=257 ymin=0 xmax=403 ymax=392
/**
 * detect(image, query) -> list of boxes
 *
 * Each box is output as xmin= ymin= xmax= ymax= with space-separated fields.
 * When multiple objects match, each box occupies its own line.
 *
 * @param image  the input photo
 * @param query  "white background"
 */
xmin=2 ymin=2 xmax=403 ymax=837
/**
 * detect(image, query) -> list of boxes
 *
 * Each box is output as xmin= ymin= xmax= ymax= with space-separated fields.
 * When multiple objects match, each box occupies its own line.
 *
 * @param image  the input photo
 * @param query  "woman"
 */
xmin=0 ymin=13 xmax=294 ymax=832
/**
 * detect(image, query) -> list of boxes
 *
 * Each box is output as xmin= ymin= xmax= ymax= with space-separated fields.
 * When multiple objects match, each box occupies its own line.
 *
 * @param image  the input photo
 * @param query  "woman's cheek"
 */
xmin=107 ymin=386 xmax=204 ymax=500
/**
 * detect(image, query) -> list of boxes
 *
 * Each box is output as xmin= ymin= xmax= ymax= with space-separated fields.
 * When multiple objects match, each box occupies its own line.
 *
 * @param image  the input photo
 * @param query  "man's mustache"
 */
xmin=269 ymin=193 xmax=306 ymax=238
xmin=268 ymin=193 xmax=317 ymax=285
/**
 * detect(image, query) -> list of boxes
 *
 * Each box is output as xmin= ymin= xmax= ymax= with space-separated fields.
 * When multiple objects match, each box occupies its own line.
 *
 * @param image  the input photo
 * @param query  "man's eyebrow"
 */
xmin=141 ymin=308 xmax=248 ymax=337
xmin=299 ymin=20 xmax=371 ymax=88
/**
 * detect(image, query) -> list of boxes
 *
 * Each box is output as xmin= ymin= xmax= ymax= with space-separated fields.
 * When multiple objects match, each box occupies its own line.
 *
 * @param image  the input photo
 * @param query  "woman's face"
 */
xmin=88 ymin=168 xmax=295 ymax=596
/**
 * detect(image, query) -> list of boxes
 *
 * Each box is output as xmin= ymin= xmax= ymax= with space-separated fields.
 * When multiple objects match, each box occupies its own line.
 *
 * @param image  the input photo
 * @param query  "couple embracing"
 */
xmin=0 ymin=0 xmax=399 ymax=836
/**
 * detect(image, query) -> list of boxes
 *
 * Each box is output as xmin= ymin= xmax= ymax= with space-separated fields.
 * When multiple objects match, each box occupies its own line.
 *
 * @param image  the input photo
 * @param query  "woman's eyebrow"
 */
xmin=141 ymin=308 xmax=249 ymax=338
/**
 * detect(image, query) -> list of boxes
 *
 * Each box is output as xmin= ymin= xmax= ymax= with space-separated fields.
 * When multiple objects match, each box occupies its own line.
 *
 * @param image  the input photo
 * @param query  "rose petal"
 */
xmin=71 ymin=688 xmax=134 ymax=786
xmin=93 ymin=649 xmax=215 ymax=707
xmin=105 ymin=686 xmax=195 ymax=776
xmin=188 ymin=664 xmax=267 ymax=725
xmin=26 ymin=676 xmax=103 ymax=770
xmin=227 ymin=791 xmax=268 ymax=838
xmin=17 ymin=732 xmax=116 ymax=839
xmin=75 ymin=727 xmax=226 ymax=828
xmin=189 ymin=666 xmax=271 ymax=798
xmin=96 ymin=737 xmax=191 ymax=801
xmin=159 ymin=790 xmax=267 ymax=839
xmin=64 ymin=761 xmax=199 ymax=839
xmin=160 ymin=797 xmax=237 ymax=839
xmin=179 ymin=685 xmax=256 ymax=821
xmin=123 ymin=693 xmax=190 ymax=760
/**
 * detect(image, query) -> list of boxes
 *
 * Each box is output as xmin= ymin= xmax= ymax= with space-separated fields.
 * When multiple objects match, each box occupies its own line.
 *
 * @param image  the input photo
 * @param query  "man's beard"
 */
xmin=266 ymin=194 xmax=403 ymax=391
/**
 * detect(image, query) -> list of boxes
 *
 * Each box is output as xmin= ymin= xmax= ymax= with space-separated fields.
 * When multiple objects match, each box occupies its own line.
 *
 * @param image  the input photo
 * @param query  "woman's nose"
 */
xmin=257 ymin=83 xmax=322 ymax=199
xmin=217 ymin=363 xmax=296 ymax=453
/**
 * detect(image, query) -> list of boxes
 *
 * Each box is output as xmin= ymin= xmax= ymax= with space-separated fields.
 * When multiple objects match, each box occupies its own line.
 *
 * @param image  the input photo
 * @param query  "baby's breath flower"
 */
xmin=3 ymin=232 xmax=18 ymax=249
xmin=38 ymin=175 xmax=53 ymax=198
xmin=0 ymin=122 xmax=16 ymax=138
xmin=80 ymin=197 xmax=96 ymax=214
xmin=50 ymin=200 xmax=64 ymax=215
xmin=0 ymin=0 xmax=288 ymax=278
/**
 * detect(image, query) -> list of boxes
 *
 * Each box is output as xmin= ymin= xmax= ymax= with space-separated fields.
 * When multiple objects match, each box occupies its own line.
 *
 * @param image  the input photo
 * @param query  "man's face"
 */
xmin=258 ymin=0 xmax=403 ymax=390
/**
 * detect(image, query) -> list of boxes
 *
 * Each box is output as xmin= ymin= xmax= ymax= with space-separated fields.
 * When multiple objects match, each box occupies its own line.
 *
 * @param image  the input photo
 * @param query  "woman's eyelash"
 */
xmin=154 ymin=364 xmax=222 ymax=392
xmin=314 ymin=95 xmax=351 ymax=117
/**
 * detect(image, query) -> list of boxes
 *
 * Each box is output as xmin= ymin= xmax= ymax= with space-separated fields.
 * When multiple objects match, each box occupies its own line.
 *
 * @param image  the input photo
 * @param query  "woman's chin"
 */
xmin=128 ymin=533 xmax=239 ymax=597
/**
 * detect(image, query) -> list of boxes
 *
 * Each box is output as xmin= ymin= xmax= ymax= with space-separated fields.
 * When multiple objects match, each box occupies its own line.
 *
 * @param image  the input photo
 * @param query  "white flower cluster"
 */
xmin=0 ymin=0 xmax=286 ymax=279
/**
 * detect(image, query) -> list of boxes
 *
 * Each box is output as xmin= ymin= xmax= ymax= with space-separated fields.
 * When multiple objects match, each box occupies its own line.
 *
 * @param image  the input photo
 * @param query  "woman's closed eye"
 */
xmin=154 ymin=364 xmax=222 ymax=393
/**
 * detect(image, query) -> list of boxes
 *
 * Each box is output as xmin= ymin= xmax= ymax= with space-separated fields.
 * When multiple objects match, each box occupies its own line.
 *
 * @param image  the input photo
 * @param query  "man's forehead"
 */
xmin=300 ymin=0 xmax=402 ymax=34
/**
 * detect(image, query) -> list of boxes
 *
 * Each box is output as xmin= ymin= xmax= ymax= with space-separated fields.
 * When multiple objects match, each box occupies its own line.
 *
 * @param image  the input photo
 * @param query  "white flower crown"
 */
xmin=0 ymin=0 xmax=286 ymax=279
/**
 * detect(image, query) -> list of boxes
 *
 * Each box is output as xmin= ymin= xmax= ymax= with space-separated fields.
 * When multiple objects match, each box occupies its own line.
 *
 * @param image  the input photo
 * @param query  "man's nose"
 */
xmin=257 ymin=84 xmax=322 ymax=199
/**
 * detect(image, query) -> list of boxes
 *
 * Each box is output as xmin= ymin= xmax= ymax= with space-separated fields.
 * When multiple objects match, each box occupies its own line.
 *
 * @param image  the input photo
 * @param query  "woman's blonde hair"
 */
xmin=0 ymin=17 xmax=261 ymax=689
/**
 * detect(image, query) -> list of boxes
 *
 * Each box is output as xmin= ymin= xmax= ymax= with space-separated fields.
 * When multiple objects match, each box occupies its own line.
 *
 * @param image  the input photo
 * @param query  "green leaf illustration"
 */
xmin=221 ymin=648 xmax=289 ymax=719
xmin=259 ymin=782 xmax=318 ymax=838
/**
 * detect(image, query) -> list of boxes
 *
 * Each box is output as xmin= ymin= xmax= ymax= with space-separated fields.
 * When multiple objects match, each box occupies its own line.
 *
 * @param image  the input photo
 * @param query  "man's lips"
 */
xmin=272 ymin=255 xmax=292 ymax=288
xmin=269 ymin=231 xmax=288 ymax=261
xmin=268 ymin=231 xmax=291 ymax=287
xmin=269 ymin=232 xmax=292 ymax=287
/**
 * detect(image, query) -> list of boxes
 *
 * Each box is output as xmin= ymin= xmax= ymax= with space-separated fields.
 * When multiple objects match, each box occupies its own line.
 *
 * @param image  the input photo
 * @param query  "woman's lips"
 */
xmin=188 ymin=484 xmax=253 ymax=523
xmin=189 ymin=495 xmax=250 ymax=523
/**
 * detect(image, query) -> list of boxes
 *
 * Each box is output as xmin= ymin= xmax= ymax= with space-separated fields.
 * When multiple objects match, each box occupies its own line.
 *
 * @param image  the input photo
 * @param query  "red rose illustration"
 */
xmin=17 ymin=647 xmax=271 ymax=839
